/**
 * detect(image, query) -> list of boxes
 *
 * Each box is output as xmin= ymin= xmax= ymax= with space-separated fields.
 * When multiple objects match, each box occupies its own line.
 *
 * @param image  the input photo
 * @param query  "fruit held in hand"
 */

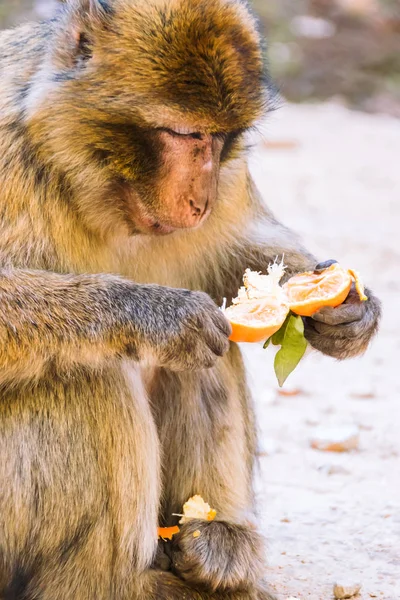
xmin=224 ymin=262 xmax=368 ymax=342
xmin=224 ymin=263 xmax=290 ymax=343
xmin=284 ymin=263 xmax=367 ymax=317
xmin=224 ymin=261 xmax=368 ymax=385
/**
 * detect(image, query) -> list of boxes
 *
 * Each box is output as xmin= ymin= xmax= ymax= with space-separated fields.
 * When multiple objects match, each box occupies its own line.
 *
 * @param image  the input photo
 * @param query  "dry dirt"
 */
xmin=245 ymin=102 xmax=400 ymax=600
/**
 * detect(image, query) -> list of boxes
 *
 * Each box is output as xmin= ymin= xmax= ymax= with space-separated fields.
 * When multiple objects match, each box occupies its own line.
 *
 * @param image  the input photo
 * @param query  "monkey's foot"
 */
xmin=170 ymin=519 xmax=265 ymax=593
xmin=152 ymin=570 xmax=276 ymax=600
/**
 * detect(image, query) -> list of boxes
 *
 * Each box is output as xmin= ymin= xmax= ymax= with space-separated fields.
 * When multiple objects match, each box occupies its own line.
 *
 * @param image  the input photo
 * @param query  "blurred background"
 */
xmin=1 ymin=2 xmax=399 ymax=600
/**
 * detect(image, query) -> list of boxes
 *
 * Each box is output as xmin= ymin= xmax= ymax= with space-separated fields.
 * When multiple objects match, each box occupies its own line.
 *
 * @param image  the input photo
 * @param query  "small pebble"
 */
xmin=333 ymin=582 xmax=362 ymax=598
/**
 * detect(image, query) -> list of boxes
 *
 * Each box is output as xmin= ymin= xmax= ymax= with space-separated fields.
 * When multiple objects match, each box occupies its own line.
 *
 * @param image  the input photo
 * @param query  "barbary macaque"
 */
xmin=0 ymin=0 xmax=380 ymax=598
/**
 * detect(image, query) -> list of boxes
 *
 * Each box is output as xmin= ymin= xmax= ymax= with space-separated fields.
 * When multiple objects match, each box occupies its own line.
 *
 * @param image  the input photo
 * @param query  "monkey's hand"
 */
xmin=303 ymin=262 xmax=381 ymax=359
xmin=170 ymin=519 xmax=264 ymax=592
xmin=135 ymin=286 xmax=231 ymax=371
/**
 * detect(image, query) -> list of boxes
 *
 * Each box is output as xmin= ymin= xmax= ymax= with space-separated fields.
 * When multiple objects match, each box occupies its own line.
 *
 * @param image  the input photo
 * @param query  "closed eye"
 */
xmin=156 ymin=128 xmax=245 ymax=150
xmin=157 ymin=127 xmax=203 ymax=140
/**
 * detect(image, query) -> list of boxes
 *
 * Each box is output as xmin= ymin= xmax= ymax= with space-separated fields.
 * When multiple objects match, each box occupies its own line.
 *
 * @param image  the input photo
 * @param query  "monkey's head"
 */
xmin=30 ymin=0 xmax=273 ymax=236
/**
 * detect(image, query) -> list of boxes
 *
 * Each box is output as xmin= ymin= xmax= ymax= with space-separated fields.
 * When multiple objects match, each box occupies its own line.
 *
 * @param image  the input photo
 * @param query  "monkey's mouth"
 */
xmin=149 ymin=221 xmax=177 ymax=236
xmin=138 ymin=212 xmax=211 ymax=236
xmin=125 ymin=191 xmax=212 ymax=236
xmin=130 ymin=210 xmax=178 ymax=236
xmin=119 ymin=182 xmax=213 ymax=236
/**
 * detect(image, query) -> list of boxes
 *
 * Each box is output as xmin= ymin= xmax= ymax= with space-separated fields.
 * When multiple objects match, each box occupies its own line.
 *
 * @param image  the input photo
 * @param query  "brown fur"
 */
xmin=0 ymin=1 xmax=380 ymax=599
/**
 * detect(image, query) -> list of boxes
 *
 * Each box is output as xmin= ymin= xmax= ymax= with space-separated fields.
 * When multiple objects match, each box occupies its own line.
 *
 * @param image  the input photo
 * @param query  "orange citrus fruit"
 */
xmin=225 ymin=298 xmax=290 ymax=343
xmin=224 ymin=263 xmax=368 ymax=342
xmin=284 ymin=263 xmax=367 ymax=317
xmin=224 ymin=265 xmax=290 ymax=343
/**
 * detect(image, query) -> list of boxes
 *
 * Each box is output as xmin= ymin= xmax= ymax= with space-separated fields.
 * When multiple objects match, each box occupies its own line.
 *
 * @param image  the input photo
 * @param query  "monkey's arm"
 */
xmin=231 ymin=177 xmax=381 ymax=359
xmin=0 ymin=268 xmax=139 ymax=383
xmin=0 ymin=268 xmax=230 ymax=384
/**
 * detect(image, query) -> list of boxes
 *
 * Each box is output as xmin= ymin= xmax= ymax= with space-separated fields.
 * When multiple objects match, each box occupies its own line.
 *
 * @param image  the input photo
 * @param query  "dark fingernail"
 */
xmin=314 ymin=259 xmax=338 ymax=273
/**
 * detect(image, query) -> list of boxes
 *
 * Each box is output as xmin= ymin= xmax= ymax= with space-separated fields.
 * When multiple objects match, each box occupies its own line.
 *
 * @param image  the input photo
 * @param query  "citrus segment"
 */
xmin=225 ymin=300 xmax=290 ymax=343
xmin=284 ymin=263 xmax=352 ymax=317
xmin=224 ymin=263 xmax=290 ymax=343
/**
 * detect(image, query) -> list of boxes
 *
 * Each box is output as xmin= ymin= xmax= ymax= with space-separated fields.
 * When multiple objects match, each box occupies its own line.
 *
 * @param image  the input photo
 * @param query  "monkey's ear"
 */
xmin=55 ymin=0 xmax=113 ymax=67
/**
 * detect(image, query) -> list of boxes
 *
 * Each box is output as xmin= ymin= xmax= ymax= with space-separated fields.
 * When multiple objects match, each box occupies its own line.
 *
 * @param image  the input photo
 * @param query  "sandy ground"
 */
xmin=245 ymin=102 xmax=400 ymax=600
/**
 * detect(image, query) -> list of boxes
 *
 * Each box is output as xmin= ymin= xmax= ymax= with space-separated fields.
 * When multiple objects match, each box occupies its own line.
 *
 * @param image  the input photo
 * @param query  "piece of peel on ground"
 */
xmin=224 ymin=261 xmax=290 ymax=343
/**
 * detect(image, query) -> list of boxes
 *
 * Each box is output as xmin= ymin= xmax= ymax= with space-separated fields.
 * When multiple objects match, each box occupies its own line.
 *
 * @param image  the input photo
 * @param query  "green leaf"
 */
xmin=274 ymin=315 xmax=308 ymax=388
xmin=271 ymin=313 xmax=291 ymax=346
xmin=263 ymin=312 xmax=291 ymax=349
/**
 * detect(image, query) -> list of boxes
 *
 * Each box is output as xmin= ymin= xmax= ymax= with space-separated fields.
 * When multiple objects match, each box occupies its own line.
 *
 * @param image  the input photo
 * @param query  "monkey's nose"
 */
xmin=189 ymin=198 xmax=208 ymax=219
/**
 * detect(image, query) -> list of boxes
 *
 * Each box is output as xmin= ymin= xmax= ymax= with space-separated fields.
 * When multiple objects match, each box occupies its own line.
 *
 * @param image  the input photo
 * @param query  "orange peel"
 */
xmin=285 ymin=263 xmax=367 ymax=317
xmin=157 ymin=526 xmax=180 ymax=540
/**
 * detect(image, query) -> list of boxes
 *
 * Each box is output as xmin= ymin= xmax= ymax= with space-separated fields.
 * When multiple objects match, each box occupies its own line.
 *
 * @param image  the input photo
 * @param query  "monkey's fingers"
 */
xmin=203 ymin=321 xmax=230 ymax=357
xmin=311 ymin=302 xmax=364 ymax=326
xmin=311 ymin=284 xmax=366 ymax=325
xmin=310 ymin=316 xmax=371 ymax=339
xmin=211 ymin=309 xmax=232 ymax=338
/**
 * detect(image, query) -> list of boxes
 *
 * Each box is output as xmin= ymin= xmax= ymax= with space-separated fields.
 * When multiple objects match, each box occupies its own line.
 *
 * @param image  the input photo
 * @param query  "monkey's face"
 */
xmin=84 ymin=114 xmax=243 ymax=235
xmin=127 ymin=129 xmax=223 ymax=235
xmin=105 ymin=125 xmax=236 ymax=235
xmin=42 ymin=0 xmax=272 ymax=236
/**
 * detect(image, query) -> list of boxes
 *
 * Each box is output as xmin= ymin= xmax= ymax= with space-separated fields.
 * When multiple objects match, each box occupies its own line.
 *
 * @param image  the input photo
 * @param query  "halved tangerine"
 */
xmin=224 ymin=263 xmax=368 ymax=343
xmin=224 ymin=264 xmax=290 ymax=343
xmin=284 ymin=263 xmax=367 ymax=317
xmin=225 ymin=298 xmax=290 ymax=343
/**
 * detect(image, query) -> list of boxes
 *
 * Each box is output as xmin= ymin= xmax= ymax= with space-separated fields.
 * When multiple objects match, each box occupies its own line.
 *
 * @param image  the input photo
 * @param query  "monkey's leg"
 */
xmin=150 ymin=344 xmax=274 ymax=596
xmin=0 ymin=363 xmax=161 ymax=600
